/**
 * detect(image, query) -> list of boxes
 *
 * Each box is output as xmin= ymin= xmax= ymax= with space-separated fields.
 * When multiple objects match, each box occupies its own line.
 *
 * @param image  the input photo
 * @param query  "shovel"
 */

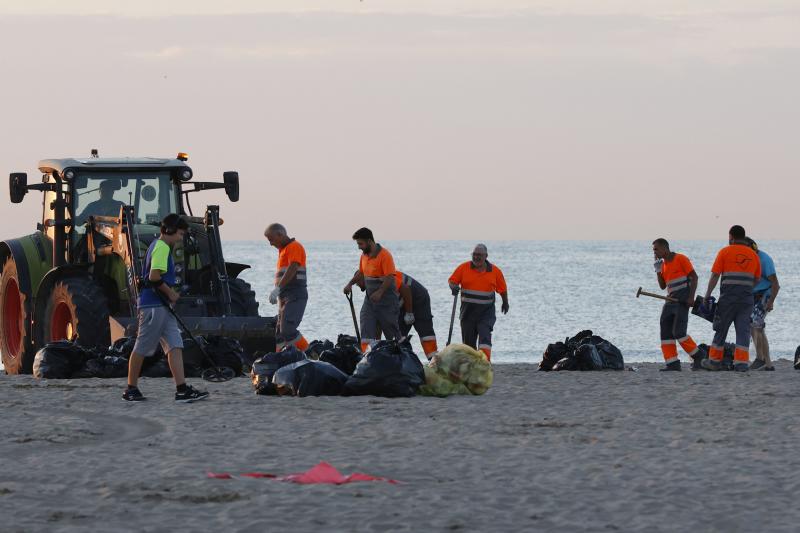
xmin=345 ymin=291 xmax=362 ymax=348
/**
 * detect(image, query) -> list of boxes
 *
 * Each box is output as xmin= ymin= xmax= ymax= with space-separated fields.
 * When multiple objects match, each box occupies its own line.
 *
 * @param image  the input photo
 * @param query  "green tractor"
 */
xmin=1 ymin=150 xmax=275 ymax=374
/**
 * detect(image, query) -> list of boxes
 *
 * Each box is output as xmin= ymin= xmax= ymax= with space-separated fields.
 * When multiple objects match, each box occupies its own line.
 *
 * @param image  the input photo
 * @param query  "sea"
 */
xmin=226 ymin=240 xmax=800 ymax=364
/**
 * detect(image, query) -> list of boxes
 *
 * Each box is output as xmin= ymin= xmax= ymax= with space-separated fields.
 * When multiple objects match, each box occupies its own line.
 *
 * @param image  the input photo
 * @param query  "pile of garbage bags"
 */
xmin=32 ymin=335 xmax=248 ymax=379
xmin=420 ymin=343 xmax=493 ymax=397
xmin=538 ymin=330 xmax=625 ymax=371
xmin=251 ymin=336 xmax=425 ymax=397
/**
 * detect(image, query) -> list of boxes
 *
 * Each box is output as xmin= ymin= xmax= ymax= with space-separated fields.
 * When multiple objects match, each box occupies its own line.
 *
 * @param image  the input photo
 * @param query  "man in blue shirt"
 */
xmin=746 ymin=238 xmax=780 ymax=371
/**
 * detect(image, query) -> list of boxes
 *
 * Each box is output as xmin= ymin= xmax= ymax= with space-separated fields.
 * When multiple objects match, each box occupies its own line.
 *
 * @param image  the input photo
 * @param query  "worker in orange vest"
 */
xmin=343 ymin=227 xmax=401 ymax=353
xmin=265 ymin=223 xmax=309 ymax=351
xmin=701 ymin=225 xmax=761 ymax=372
xmin=652 ymin=238 xmax=700 ymax=371
xmin=395 ymin=271 xmax=438 ymax=359
xmin=448 ymin=244 xmax=508 ymax=361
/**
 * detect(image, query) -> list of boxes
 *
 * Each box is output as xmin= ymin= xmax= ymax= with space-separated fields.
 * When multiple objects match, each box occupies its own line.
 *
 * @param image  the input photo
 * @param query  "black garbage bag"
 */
xmin=575 ymin=344 xmax=603 ymax=370
xmin=180 ymin=336 xmax=207 ymax=378
xmin=552 ymin=356 xmax=579 ymax=371
xmin=336 ymin=334 xmax=359 ymax=348
xmin=272 ymin=360 xmax=348 ymax=397
xmin=343 ymin=339 xmax=425 ymax=397
xmin=204 ymin=335 xmax=245 ymax=376
xmin=72 ymin=356 xmax=130 ymax=379
xmin=794 ymin=346 xmax=800 ymax=370
xmin=33 ymin=341 xmax=92 ymax=379
xmin=583 ymin=335 xmax=624 ymax=370
xmin=305 ymin=339 xmax=334 ymax=360
xmin=110 ymin=336 xmax=136 ymax=358
xmin=320 ymin=344 xmax=363 ymax=376
xmin=693 ymin=344 xmax=709 ymax=370
xmin=539 ymin=342 xmax=569 ymax=371
xmin=142 ymin=357 xmax=173 ymax=378
xmin=251 ymin=346 xmax=307 ymax=395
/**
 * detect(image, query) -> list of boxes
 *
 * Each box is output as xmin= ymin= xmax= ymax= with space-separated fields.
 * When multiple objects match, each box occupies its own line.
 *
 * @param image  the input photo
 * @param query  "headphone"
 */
xmin=161 ymin=214 xmax=182 ymax=235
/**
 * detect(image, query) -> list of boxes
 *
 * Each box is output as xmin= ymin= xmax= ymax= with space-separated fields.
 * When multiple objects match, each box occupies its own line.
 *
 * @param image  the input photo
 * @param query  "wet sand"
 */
xmin=2 ymin=361 xmax=799 ymax=532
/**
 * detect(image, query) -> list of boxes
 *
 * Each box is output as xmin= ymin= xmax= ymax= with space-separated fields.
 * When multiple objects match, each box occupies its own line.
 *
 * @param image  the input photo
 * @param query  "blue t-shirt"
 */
xmin=138 ymin=239 xmax=175 ymax=308
xmin=753 ymin=250 xmax=776 ymax=295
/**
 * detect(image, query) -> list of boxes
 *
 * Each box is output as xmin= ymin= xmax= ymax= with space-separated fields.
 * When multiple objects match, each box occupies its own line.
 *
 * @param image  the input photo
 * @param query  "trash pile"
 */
xmin=420 ymin=343 xmax=493 ymax=397
xmin=251 ymin=336 xmax=425 ymax=397
xmin=694 ymin=343 xmax=738 ymax=371
xmin=538 ymin=330 xmax=625 ymax=371
xmin=32 ymin=335 xmax=248 ymax=379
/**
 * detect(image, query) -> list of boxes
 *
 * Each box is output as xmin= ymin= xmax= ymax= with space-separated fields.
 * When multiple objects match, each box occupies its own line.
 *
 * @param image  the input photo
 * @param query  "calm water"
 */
xmin=227 ymin=240 xmax=800 ymax=363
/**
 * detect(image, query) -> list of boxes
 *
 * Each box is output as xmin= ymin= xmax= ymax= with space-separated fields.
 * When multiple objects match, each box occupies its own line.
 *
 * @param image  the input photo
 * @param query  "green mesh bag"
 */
xmin=420 ymin=343 xmax=493 ymax=397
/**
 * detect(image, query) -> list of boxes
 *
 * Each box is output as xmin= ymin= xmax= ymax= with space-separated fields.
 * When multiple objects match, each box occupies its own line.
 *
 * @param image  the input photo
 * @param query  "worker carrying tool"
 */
xmin=265 ymin=223 xmax=309 ymax=351
xmin=343 ymin=227 xmax=401 ymax=353
xmin=652 ymin=238 xmax=700 ymax=371
xmin=395 ymin=271 xmax=438 ymax=359
xmin=701 ymin=225 xmax=761 ymax=372
xmin=448 ymin=244 xmax=509 ymax=361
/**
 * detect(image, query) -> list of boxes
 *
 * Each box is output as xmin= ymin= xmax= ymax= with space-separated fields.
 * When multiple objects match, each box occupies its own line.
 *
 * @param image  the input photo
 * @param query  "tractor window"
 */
xmin=72 ymin=172 xmax=177 ymax=232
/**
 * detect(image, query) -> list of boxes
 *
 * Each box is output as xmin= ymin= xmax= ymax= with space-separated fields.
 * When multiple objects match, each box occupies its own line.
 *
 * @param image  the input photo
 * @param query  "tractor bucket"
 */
xmin=110 ymin=315 xmax=277 ymax=355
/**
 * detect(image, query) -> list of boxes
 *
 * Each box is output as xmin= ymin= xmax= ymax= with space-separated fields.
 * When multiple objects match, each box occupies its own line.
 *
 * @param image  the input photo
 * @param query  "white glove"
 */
xmin=404 ymin=312 xmax=415 ymax=325
xmin=653 ymin=259 xmax=664 ymax=273
xmin=269 ymin=287 xmax=280 ymax=305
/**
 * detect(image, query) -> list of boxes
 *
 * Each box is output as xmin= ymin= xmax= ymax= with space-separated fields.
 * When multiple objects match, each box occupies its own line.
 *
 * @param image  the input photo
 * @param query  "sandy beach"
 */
xmin=2 ymin=361 xmax=799 ymax=532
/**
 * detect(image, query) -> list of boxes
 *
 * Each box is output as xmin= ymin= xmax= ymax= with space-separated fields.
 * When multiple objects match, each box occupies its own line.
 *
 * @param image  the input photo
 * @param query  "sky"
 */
xmin=1 ymin=1 xmax=798 ymax=241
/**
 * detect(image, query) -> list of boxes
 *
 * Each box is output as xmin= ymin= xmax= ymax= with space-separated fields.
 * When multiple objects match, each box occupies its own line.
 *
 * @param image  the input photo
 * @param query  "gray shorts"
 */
xmin=132 ymin=306 xmax=184 ymax=357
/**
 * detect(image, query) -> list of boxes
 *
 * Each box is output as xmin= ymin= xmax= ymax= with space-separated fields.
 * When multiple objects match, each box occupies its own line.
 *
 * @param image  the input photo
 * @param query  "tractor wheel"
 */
xmin=228 ymin=278 xmax=259 ymax=317
xmin=0 ymin=257 xmax=33 ymax=374
xmin=40 ymin=277 xmax=111 ymax=350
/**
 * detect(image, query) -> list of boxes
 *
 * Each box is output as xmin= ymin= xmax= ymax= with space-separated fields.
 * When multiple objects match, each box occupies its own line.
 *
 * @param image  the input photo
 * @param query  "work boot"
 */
xmin=701 ymin=358 xmax=722 ymax=371
xmin=764 ymin=366 xmax=776 ymax=371
xmin=659 ymin=361 xmax=681 ymax=372
xmin=750 ymin=359 xmax=766 ymax=371
xmin=734 ymin=363 xmax=749 ymax=373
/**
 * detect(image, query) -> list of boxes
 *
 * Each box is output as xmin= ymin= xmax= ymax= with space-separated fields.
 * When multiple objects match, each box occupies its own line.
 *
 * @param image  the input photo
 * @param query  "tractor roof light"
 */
xmin=177 ymin=152 xmax=189 ymax=161
xmin=63 ymin=170 xmax=75 ymax=180
xmin=179 ymin=169 xmax=193 ymax=181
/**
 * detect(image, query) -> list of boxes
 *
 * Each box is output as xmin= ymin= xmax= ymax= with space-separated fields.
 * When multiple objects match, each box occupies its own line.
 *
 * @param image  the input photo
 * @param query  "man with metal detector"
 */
xmin=448 ymin=244 xmax=508 ymax=361
xmin=265 ymin=223 xmax=309 ymax=352
xmin=652 ymin=238 xmax=700 ymax=371
xmin=123 ymin=214 xmax=210 ymax=402
xmin=343 ymin=227 xmax=401 ymax=353
xmin=395 ymin=271 xmax=438 ymax=359
xmin=701 ymin=225 xmax=761 ymax=372
xmin=745 ymin=238 xmax=779 ymax=371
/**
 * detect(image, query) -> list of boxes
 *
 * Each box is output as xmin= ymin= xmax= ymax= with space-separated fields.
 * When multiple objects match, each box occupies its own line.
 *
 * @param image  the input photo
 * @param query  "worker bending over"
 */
xmin=395 ymin=271 xmax=438 ymax=358
xmin=652 ymin=238 xmax=700 ymax=371
xmin=701 ymin=225 xmax=761 ymax=372
xmin=265 ymin=223 xmax=309 ymax=351
xmin=448 ymin=244 xmax=509 ymax=361
xmin=343 ymin=227 xmax=401 ymax=353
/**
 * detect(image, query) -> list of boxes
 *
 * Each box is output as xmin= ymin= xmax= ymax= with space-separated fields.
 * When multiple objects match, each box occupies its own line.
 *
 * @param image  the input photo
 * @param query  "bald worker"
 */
xmin=265 ymin=223 xmax=309 ymax=351
xmin=448 ymin=244 xmax=509 ymax=361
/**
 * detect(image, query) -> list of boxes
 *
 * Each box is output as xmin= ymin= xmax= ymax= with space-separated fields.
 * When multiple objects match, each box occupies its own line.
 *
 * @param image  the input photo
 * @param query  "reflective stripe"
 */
xmin=677 ymin=336 xmax=689 ymax=343
xmin=461 ymin=289 xmax=495 ymax=305
xmin=667 ymin=276 xmax=688 ymax=286
xmin=661 ymin=340 xmax=676 ymax=345
xmin=721 ymin=279 xmax=753 ymax=286
xmin=686 ymin=347 xmax=699 ymax=356
xmin=722 ymin=271 xmax=755 ymax=279
xmin=664 ymin=356 xmax=679 ymax=364
xmin=735 ymin=344 xmax=749 ymax=351
xmin=479 ymin=343 xmax=492 ymax=349
xmin=462 ymin=297 xmax=494 ymax=305
xmin=421 ymin=336 xmax=437 ymax=342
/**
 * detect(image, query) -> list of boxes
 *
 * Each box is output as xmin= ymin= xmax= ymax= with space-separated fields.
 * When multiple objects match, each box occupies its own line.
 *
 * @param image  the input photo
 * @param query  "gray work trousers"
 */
xmin=712 ymin=300 xmax=753 ymax=350
xmin=460 ymin=303 xmax=495 ymax=352
xmin=360 ymin=292 xmax=401 ymax=345
xmin=277 ymin=291 xmax=308 ymax=345
xmin=660 ymin=303 xmax=690 ymax=341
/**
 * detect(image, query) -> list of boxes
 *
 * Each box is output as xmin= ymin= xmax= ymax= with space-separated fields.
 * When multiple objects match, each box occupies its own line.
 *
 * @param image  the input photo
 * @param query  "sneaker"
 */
xmin=659 ymin=361 xmax=682 ymax=372
xmin=701 ymin=358 xmax=722 ymax=371
xmin=175 ymin=385 xmax=210 ymax=403
xmin=123 ymin=387 xmax=147 ymax=402
xmin=750 ymin=359 xmax=766 ymax=371
xmin=734 ymin=363 xmax=749 ymax=373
